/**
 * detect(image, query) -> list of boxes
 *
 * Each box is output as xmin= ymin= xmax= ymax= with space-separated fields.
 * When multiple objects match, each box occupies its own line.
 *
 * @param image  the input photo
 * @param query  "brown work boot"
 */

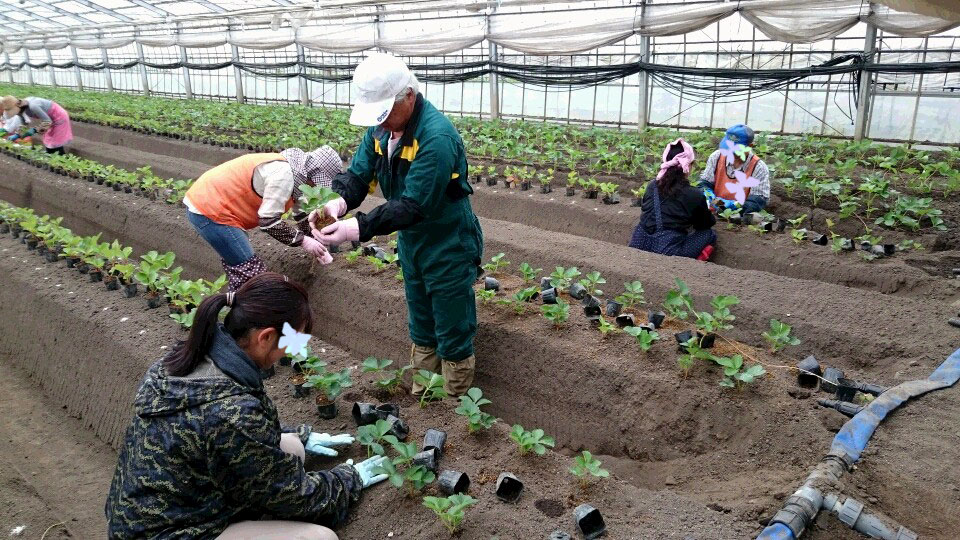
xmin=410 ymin=344 xmax=440 ymax=396
xmin=441 ymin=355 xmax=475 ymax=397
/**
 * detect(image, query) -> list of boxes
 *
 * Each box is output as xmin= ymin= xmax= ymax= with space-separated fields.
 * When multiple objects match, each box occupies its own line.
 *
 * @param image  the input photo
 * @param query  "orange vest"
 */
xmin=185 ymin=153 xmax=291 ymax=230
xmin=714 ymin=154 xmax=759 ymax=201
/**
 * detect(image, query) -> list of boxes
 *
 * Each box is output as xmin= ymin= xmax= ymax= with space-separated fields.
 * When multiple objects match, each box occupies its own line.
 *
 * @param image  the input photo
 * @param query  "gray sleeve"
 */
xmin=699 ymin=151 xmax=720 ymax=186
xmin=24 ymin=98 xmax=52 ymax=123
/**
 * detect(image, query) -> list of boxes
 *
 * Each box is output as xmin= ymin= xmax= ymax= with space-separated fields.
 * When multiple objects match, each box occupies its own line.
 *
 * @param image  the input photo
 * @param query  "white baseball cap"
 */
xmin=350 ymin=53 xmax=416 ymax=127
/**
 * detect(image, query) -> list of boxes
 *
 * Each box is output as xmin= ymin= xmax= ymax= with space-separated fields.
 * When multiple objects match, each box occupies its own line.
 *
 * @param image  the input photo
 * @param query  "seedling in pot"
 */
xmin=413 ymin=369 xmax=447 ymax=407
xmin=549 ymin=266 xmax=581 ymax=293
xmin=305 ymin=367 xmax=352 ymax=419
xmin=579 ymin=271 xmax=605 ymax=297
xmin=538 ymin=169 xmax=554 ymax=193
xmin=485 ymin=165 xmax=497 ymax=186
xmin=519 ymin=262 xmax=541 ymax=284
xmin=716 ymin=354 xmax=766 ymax=390
xmin=663 ymin=278 xmax=693 ymax=320
xmin=599 ymin=182 xmax=620 ymax=204
xmin=423 ymin=494 xmax=478 ymax=535
xmin=615 ymin=280 xmax=645 ymax=309
xmin=482 ymin=252 xmax=510 ymax=275
xmin=630 ymin=186 xmax=645 ymax=207
xmin=763 ymin=319 xmax=800 ymax=353
xmin=624 ymin=326 xmax=659 ymax=352
xmin=566 ymin=171 xmax=579 ymax=196
xmin=455 ymin=387 xmax=497 ymax=433
xmin=541 ymin=299 xmax=570 ymax=328
xmin=569 ymin=450 xmax=609 ymax=490
xmin=510 ymin=424 xmax=555 ymax=457
xmin=357 ymin=419 xmax=393 ymax=457
xmin=298 ymin=185 xmax=340 ymax=228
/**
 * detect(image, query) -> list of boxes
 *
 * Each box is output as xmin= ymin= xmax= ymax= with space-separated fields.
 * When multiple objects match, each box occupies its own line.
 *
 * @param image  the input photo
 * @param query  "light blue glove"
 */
xmin=7 ymin=133 xmax=19 ymax=141
xmin=716 ymin=197 xmax=738 ymax=210
xmin=346 ymin=455 xmax=389 ymax=489
xmin=304 ymin=432 xmax=355 ymax=457
xmin=24 ymin=128 xmax=36 ymax=137
xmin=702 ymin=187 xmax=716 ymax=201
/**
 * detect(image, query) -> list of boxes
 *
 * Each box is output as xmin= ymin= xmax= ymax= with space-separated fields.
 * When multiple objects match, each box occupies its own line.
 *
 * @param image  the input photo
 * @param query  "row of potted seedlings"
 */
xmin=0 ymin=202 xmax=226 ymax=328
xmin=472 ymin=166 xmax=623 ymax=205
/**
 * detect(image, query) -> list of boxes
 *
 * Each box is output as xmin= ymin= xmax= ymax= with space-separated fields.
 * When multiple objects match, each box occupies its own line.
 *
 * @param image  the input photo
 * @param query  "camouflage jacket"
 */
xmin=105 ymin=327 xmax=361 ymax=539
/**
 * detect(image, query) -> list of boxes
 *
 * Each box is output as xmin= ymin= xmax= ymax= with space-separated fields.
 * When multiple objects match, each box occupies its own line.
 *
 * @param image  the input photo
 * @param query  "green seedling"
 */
xmin=615 ymin=280 xmax=645 ymax=308
xmin=304 ymin=368 xmax=353 ymax=402
xmin=694 ymin=295 xmax=739 ymax=335
xmin=383 ymin=252 xmax=399 ymax=265
xmin=787 ymin=214 xmax=807 ymax=228
xmin=367 ymin=256 xmax=388 ymax=272
xmin=569 ymin=450 xmax=609 ymax=490
xmin=455 ymin=387 xmax=497 ymax=433
xmin=344 ymin=247 xmax=363 ymax=264
xmin=362 ymin=356 xmax=393 ymax=373
xmin=510 ymin=424 xmax=555 ymax=457
xmin=596 ymin=317 xmax=618 ymax=338
xmin=357 ymin=419 xmax=392 ymax=457
xmin=677 ymin=338 xmax=715 ymax=378
xmin=405 ymin=465 xmax=436 ymax=496
xmin=624 ymin=326 xmax=659 ymax=352
xmin=298 ymin=185 xmax=340 ymax=213
xmin=482 ymin=252 xmax=510 ymax=274
xmin=549 ymin=266 xmax=581 ymax=293
xmin=377 ymin=365 xmax=412 ymax=395
xmin=413 ymin=369 xmax=447 ymax=407
xmin=509 ymin=286 xmax=540 ymax=315
xmin=170 ymin=308 xmax=196 ymax=329
xmin=663 ymin=278 xmax=693 ymax=320
xmin=790 ymin=228 xmax=808 ymax=244
xmin=519 ymin=262 xmax=541 ymax=283
xmin=579 ymin=271 xmax=606 ymax=296
xmin=762 ymin=319 xmax=801 ymax=353
xmin=395 ymin=267 xmax=404 ymax=282
xmin=475 ymin=288 xmax=496 ymax=303
xmin=716 ymin=355 xmax=766 ymax=389
xmin=541 ymin=299 xmax=570 ymax=328
xmin=423 ymin=494 xmax=478 ymax=535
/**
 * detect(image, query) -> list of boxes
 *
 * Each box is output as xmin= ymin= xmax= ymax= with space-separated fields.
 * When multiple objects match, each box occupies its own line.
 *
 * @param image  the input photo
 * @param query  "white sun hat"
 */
xmin=349 ymin=52 xmax=416 ymax=127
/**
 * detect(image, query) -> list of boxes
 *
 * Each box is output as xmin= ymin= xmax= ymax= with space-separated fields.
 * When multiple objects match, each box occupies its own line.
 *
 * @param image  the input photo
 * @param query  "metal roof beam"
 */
xmin=124 ymin=0 xmax=170 ymax=18
xmin=22 ymin=1 xmax=99 ymax=25
xmin=0 ymin=9 xmax=50 ymax=32
xmin=58 ymin=0 xmax=135 ymax=22
xmin=195 ymin=0 xmax=228 ymax=14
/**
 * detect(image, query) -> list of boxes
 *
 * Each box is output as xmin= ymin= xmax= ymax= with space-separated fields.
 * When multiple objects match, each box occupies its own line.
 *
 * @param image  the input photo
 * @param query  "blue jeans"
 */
xmin=186 ymin=211 xmax=255 ymax=266
xmin=742 ymin=194 xmax=769 ymax=215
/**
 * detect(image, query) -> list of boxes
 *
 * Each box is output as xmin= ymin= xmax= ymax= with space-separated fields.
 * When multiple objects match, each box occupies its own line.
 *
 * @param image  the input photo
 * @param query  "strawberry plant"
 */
xmin=362 ymin=357 xmax=392 ymax=373
xmin=716 ymin=355 xmax=766 ymax=389
xmin=344 ymin=247 xmax=363 ymax=264
xmin=624 ymin=326 xmax=659 ymax=352
xmin=508 ymin=286 xmax=540 ymax=315
xmin=569 ymin=450 xmax=609 ymax=490
xmin=455 ymin=387 xmax=497 ymax=433
xmin=677 ymin=338 xmax=714 ymax=378
xmin=541 ymin=299 xmax=570 ymax=328
xmin=519 ymin=262 xmax=541 ymax=283
xmin=762 ymin=319 xmax=801 ymax=353
xmin=510 ymin=424 xmax=555 ymax=457
xmin=298 ymin=185 xmax=340 ymax=213
xmin=367 ymin=256 xmax=388 ymax=272
xmin=790 ymin=228 xmax=808 ymax=244
xmin=357 ymin=419 xmax=392 ymax=457
xmin=475 ymin=288 xmax=496 ymax=303
xmin=482 ymin=252 xmax=510 ymax=274
xmin=663 ymin=278 xmax=693 ymax=320
xmin=579 ymin=271 xmax=605 ymax=296
xmin=549 ymin=266 xmax=581 ymax=292
xmin=305 ymin=367 xmax=353 ymax=403
xmin=596 ymin=317 xmax=618 ymax=338
xmin=423 ymin=494 xmax=478 ymax=535
xmin=170 ymin=308 xmax=196 ymax=329
xmin=615 ymin=281 xmax=645 ymax=308
xmin=413 ymin=370 xmax=447 ymax=407
xmin=377 ymin=365 xmax=412 ymax=394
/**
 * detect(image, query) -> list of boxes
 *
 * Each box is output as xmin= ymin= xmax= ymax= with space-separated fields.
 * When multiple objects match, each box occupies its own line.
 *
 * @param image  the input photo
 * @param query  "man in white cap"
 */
xmin=311 ymin=53 xmax=483 ymax=397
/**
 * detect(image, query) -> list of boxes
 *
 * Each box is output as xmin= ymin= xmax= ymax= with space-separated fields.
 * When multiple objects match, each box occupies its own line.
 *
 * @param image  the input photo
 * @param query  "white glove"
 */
xmin=304 ymin=432 xmax=355 ymax=457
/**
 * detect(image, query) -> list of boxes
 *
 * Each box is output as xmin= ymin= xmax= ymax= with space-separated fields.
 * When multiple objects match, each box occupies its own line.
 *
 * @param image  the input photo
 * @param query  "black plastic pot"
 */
xmin=10 ymin=225 xmax=20 ymax=238
xmin=541 ymin=288 xmax=558 ymax=304
xmin=859 ymin=241 xmax=872 ymax=252
xmin=741 ymin=213 xmax=755 ymax=225
xmin=796 ymin=355 xmax=821 ymax=389
xmin=549 ymin=531 xmax=571 ymax=540
xmin=540 ymin=277 xmax=552 ymax=290
xmin=146 ymin=294 xmax=164 ymax=309
xmin=89 ymin=270 xmax=103 ymax=283
xmin=124 ymin=186 xmax=133 ymax=194
xmin=352 ymin=402 xmax=379 ymax=426
xmin=484 ymin=276 xmax=501 ymax=291
xmin=0 ymin=223 xmax=8 ymax=234
xmin=566 ymin=187 xmax=575 ymax=196
xmin=520 ymin=181 xmax=531 ymax=191
xmin=584 ymin=190 xmax=598 ymax=199
xmin=615 ymin=313 xmax=635 ymax=328
xmin=316 ymin=399 xmax=338 ymax=419
xmin=820 ymin=367 xmax=845 ymax=394
xmin=581 ymin=295 xmax=600 ymax=309
xmin=423 ymin=428 xmax=447 ymax=459
xmin=112 ymin=184 xmax=122 ymax=191
xmin=631 ymin=197 xmax=642 ymax=207
xmin=486 ymin=178 xmax=497 ymax=186
xmin=697 ymin=332 xmax=716 ymax=348
xmin=839 ymin=238 xmax=855 ymax=251
xmin=472 ymin=175 xmax=481 ymax=184
xmin=44 ymin=251 xmax=59 ymax=263
xmin=647 ymin=311 xmax=666 ymax=329
xmin=583 ymin=304 xmax=602 ymax=320
xmin=260 ymin=365 xmax=275 ymax=379
xmin=775 ymin=218 xmax=789 ymax=232
xmin=869 ymin=244 xmax=887 ymax=258
xmin=351 ymin=240 xmax=363 ymax=250
xmin=291 ymin=379 xmax=311 ymax=398
xmin=540 ymin=184 xmax=552 ymax=194
xmin=674 ymin=330 xmax=694 ymax=348
xmin=123 ymin=283 xmax=138 ymax=298
xmin=362 ymin=244 xmax=380 ymax=257
xmin=437 ymin=470 xmax=470 ymax=495
xmin=413 ymin=448 xmax=438 ymax=472
xmin=568 ymin=283 xmax=587 ymax=300
xmin=606 ymin=300 xmax=622 ymax=317
xmin=495 ymin=472 xmax=524 ymax=503
xmin=279 ymin=355 xmax=291 ymax=367
xmin=602 ymin=193 xmax=620 ymax=205
xmin=385 ymin=414 xmax=409 ymax=441
xmin=37 ymin=244 xmax=47 ymax=256
xmin=757 ymin=221 xmax=774 ymax=232
xmin=882 ymin=244 xmax=896 ymax=256
xmin=328 ymin=243 xmax=341 ymax=254
xmin=811 ymin=233 xmax=828 ymax=246
xmin=104 ymin=276 xmax=120 ymax=291
xmin=834 ymin=377 xmax=858 ymax=403
xmin=573 ymin=504 xmax=607 ymax=540
xmin=376 ymin=403 xmax=400 ymax=420
xmin=96 ymin=178 xmax=105 ymax=185
xmin=372 ymin=247 xmax=388 ymax=261
xmin=76 ymin=262 xmax=90 ymax=274
xmin=26 ymin=238 xmax=37 ymax=250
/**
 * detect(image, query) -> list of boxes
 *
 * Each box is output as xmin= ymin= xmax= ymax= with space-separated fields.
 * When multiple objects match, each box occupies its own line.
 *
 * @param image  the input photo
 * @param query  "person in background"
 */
xmin=309 ymin=53 xmax=483 ymax=398
xmin=0 ymin=95 xmax=72 ymax=154
xmin=184 ymin=147 xmax=342 ymax=291
xmin=105 ymin=273 xmax=386 ymax=540
xmin=0 ymin=110 xmax=33 ymax=143
xmin=699 ymin=124 xmax=771 ymax=215
xmin=630 ymin=138 xmax=717 ymax=261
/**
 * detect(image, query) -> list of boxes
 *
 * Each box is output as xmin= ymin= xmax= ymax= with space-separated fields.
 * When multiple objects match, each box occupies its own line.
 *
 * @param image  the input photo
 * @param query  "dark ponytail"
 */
xmin=164 ymin=272 xmax=313 ymax=376
xmin=657 ymin=141 xmax=688 ymax=198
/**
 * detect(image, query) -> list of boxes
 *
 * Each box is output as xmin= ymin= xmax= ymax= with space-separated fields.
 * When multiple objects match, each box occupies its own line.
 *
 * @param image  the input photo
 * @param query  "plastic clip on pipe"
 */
xmin=757 ymin=347 xmax=960 ymax=539
xmin=822 ymin=493 xmax=918 ymax=540
xmin=817 ymin=399 xmax=864 ymax=418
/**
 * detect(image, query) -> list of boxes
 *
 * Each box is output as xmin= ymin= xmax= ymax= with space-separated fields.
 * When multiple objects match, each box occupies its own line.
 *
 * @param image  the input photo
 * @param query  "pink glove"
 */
xmin=301 ymin=235 xmax=333 ymax=265
xmin=309 ymin=197 xmax=348 ymax=236
xmin=314 ymin=217 xmax=360 ymax=247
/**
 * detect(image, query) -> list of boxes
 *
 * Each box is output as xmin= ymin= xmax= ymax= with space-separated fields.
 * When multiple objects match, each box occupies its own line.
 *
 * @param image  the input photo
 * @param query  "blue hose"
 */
xmin=757 ymin=347 xmax=960 ymax=539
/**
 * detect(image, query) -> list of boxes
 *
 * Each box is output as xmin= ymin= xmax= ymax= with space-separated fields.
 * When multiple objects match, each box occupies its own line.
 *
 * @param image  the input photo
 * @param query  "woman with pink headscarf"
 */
xmin=629 ymin=138 xmax=717 ymax=261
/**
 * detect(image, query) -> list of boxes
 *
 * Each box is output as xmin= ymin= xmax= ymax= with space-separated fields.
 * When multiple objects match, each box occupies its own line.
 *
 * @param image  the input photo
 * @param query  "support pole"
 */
xmin=487 ymin=40 xmax=499 ymax=120
xmin=297 ymin=44 xmax=309 ymax=106
xmin=46 ymin=49 xmax=57 ymax=88
xmin=100 ymin=45 xmax=114 ymax=92
xmin=71 ymin=46 xmax=83 ymax=90
xmin=25 ymin=50 xmax=34 ymax=85
xmin=5 ymin=53 xmax=14 ymax=84
xmin=853 ymin=4 xmax=878 ymax=141
xmin=179 ymin=24 xmax=193 ymax=99
xmin=231 ymin=43 xmax=244 ymax=103
xmin=637 ymin=0 xmax=650 ymax=131
xmin=136 ymin=40 xmax=150 ymax=96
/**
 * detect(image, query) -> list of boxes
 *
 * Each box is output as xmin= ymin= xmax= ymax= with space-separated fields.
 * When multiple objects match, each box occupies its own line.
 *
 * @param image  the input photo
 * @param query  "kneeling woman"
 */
xmin=106 ymin=273 xmax=385 ymax=539
xmin=630 ymin=139 xmax=717 ymax=260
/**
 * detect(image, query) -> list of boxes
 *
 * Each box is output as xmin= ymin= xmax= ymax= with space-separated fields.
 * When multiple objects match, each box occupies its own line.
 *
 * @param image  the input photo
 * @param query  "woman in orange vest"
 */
xmin=184 ymin=147 xmax=342 ymax=291
xmin=698 ymin=124 xmax=771 ymax=215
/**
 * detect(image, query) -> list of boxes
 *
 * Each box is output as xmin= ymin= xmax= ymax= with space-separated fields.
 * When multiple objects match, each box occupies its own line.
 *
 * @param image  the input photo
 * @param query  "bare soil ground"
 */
xmin=0 ymin=124 xmax=958 ymax=539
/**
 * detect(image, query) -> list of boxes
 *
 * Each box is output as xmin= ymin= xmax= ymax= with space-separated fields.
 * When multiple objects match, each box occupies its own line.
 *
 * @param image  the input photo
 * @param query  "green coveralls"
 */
xmin=346 ymin=98 xmax=483 ymax=362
